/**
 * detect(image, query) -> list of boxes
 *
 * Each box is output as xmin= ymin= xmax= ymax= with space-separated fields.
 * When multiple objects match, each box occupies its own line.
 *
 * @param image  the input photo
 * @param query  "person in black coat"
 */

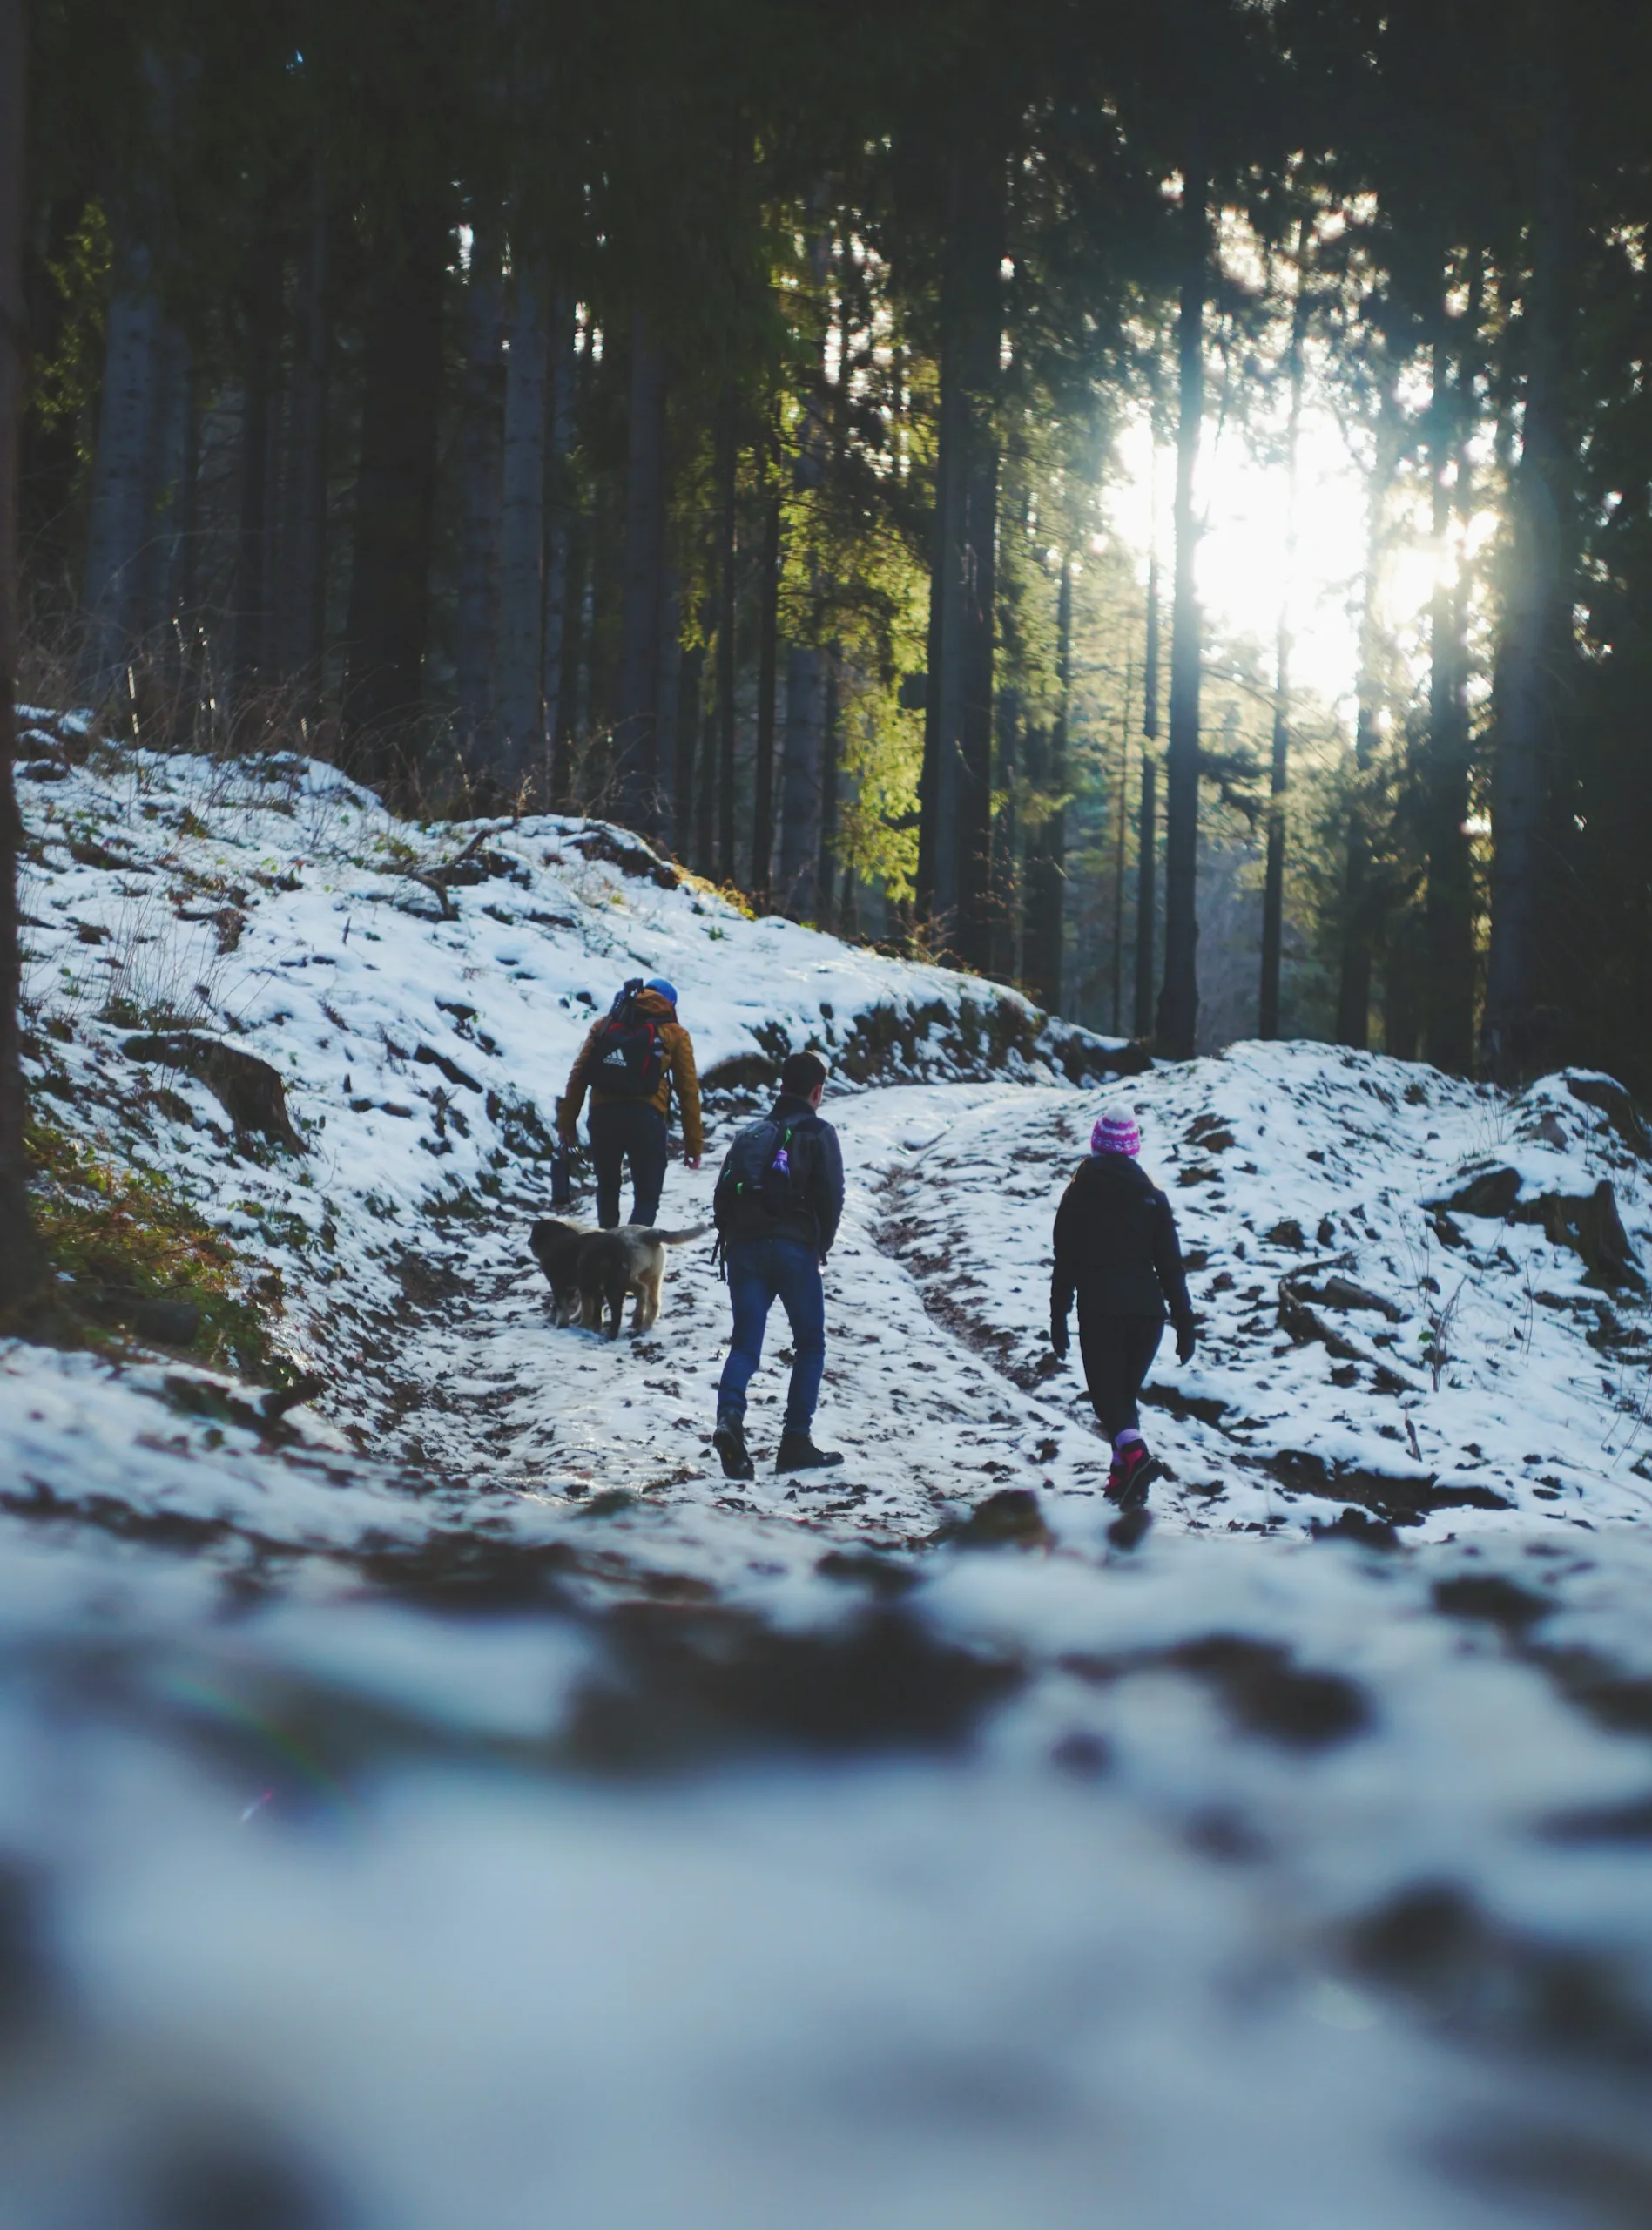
xmin=711 ymin=1049 xmax=846 ymax=1481
xmin=1049 ymin=1108 xmax=1196 ymax=1502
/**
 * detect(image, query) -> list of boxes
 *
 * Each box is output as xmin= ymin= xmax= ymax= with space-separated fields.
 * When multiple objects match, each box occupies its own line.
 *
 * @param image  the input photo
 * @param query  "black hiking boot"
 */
xmin=712 ymin=1414 xmax=755 ymax=1483
xmin=775 ymin=1430 xmax=844 ymax=1475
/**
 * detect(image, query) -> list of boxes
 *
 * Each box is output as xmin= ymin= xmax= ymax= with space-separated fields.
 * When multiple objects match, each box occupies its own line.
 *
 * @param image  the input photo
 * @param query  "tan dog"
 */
xmin=576 ymin=1223 xmax=709 ymax=1339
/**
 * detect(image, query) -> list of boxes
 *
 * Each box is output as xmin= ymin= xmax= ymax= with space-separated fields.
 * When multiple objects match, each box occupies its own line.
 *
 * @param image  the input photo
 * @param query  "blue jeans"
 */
xmin=589 ymin=1102 xmax=668 ymax=1228
xmin=717 ymin=1238 xmax=825 ymax=1434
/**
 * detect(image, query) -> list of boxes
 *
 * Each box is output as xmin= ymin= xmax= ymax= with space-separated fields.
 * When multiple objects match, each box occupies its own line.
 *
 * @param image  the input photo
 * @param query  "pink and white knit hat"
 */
xmin=1091 ymin=1110 xmax=1141 ymax=1156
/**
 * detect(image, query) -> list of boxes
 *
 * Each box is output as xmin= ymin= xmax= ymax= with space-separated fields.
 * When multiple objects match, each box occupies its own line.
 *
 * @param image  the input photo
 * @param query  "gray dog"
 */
xmin=529 ymin=1216 xmax=590 ymax=1327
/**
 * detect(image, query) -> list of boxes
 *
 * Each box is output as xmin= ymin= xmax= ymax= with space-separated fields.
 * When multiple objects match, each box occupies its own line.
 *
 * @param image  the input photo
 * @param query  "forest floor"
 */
xmin=5 ymin=726 xmax=1652 ymax=2229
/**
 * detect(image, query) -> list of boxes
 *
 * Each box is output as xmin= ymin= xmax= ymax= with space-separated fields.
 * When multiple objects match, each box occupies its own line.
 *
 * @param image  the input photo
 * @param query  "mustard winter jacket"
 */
xmin=557 ymin=988 xmax=704 ymax=1158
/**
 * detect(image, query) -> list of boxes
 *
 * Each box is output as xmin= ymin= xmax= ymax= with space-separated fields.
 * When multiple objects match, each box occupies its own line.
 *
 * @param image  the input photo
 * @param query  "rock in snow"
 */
xmin=4 ymin=730 xmax=1652 ymax=2228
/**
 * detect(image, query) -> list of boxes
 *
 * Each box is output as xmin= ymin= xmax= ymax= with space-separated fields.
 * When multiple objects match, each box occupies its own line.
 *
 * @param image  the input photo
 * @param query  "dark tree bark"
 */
xmin=1 ymin=0 xmax=43 ymax=1308
xmin=780 ymin=642 xmax=827 ymax=918
xmin=655 ymin=564 xmax=682 ymax=855
xmin=1110 ymin=683 xmax=1130 ymax=1035
xmin=275 ymin=149 xmax=331 ymax=690
xmin=919 ymin=130 xmax=1003 ymax=969
xmin=1422 ymin=263 xmax=1480 ymax=1073
xmin=82 ymin=231 xmax=162 ymax=697
xmin=1337 ymin=379 xmax=1401 ymax=1047
xmin=550 ymin=500 xmax=585 ymax=808
xmin=1136 ymin=484 xmax=1161 ymax=1040
xmin=751 ymin=488 xmax=781 ymax=900
xmin=1022 ymin=554 xmax=1070 ymax=1013
xmin=496 ymin=256 xmax=549 ymax=786
xmin=713 ymin=386 xmax=738 ymax=882
xmin=541 ymin=291 xmax=577 ymax=787
xmin=817 ymin=648 xmax=840 ymax=930
xmin=615 ymin=307 xmax=666 ymax=836
xmin=231 ymin=221 xmax=285 ymax=694
xmin=1335 ymin=702 xmax=1378 ymax=1051
xmin=989 ymin=683 xmax=1019 ymax=982
xmin=1259 ymin=220 xmax=1310 ymax=1040
xmin=1484 ymin=16 xmax=1572 ymax=1083
xmin=677 ymin=639 xmax=705 ymax=862
xmin=778 ymin=220 xmax=832 ymax=921
xmin=138 ymin=316 xmax=191 ymax=713
xmin=1156 ymin=149 xmax=1208 ymax=1059
xmin=455 ymin=218 xmax=504 ymax=756
xmin=341 ymin=203 xmax=448 ymax=786
xmin=1134 ymin=753 xmax=1158 ymax=1042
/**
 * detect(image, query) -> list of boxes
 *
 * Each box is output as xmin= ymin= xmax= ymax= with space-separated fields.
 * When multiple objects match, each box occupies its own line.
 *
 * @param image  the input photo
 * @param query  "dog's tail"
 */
xmin=646 ymin=1221 xmax=711 ymax=1247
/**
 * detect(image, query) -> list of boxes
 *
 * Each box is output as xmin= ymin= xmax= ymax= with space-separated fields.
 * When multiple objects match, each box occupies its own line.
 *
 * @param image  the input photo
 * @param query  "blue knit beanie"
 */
xmin=644 ymin=976 xmax=678 ymax=1007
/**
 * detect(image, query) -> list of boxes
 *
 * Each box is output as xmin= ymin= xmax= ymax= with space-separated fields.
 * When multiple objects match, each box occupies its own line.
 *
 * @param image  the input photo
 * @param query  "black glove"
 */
xmin=1176 ymin=1320 xmax=1197 ymax=1364
xmin=1049 ymin=1318 xmax=1069 ymax=1362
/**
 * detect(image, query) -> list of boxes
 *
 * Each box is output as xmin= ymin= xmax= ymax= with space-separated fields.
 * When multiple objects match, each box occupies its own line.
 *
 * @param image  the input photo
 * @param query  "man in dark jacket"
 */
xmin=1050 ymin=1108 xmax=1196 ymax=1503
xmin=711 ymin=1050 xmax=846 ymax=1482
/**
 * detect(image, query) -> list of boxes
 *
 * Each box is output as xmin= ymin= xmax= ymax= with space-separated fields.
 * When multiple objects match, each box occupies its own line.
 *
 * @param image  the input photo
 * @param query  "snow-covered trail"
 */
xmin=351 ymin=1047 xmax=1652 ymax=1571
xmin=12 ymin=728 xmax=1652 ymax=2227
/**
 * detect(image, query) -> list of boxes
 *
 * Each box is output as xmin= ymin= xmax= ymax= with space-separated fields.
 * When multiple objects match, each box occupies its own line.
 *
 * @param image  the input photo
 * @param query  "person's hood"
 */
xmin=1074 ymin=1150 xmax=1151 ymax=1188
xmin=631 ymin=989 xmax=678 ymax=1021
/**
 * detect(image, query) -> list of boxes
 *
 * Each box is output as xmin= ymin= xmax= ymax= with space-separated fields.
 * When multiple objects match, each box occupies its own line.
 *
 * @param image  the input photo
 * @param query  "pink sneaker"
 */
xmin=1106 ymin=1441 xmax=1156 ymax=1507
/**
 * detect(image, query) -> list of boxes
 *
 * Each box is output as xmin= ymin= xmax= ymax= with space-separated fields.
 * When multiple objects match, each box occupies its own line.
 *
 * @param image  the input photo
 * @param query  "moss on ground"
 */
xmin=24 ymin=1118 xmax=285 ymax=1377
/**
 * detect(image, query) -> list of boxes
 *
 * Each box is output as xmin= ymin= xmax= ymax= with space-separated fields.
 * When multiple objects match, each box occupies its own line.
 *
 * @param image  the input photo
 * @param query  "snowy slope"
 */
xmin=5 ymin=726 xmax=1652 ymax=2229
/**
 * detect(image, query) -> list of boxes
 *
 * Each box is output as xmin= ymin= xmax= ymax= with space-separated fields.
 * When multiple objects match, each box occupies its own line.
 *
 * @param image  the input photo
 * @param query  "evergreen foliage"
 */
xmin=8 ymin=0 xmax=1652 ymax=1093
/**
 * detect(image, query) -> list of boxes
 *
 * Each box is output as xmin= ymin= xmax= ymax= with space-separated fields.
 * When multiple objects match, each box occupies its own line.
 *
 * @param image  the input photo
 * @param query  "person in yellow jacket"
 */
xmin=557 ymin=977 xmax=704 ymax=1228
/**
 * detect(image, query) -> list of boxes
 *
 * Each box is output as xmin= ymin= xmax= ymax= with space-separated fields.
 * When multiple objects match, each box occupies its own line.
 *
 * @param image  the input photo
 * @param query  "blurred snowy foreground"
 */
xmin=4 ymin=722 xmax=1652 ymax=2229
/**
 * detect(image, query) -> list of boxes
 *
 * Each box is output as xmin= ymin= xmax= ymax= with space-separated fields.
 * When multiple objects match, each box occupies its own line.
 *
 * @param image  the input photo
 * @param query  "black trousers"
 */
xmin=589 ymin=1102 xmax=669 ymax=1228
xmin=1077 ymin=1309 xmax=1163 ymax=1440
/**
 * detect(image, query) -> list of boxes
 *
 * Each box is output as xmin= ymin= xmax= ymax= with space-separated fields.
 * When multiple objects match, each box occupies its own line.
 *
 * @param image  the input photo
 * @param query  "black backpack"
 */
xmin=714 ymin=1118 xmax=819 ymax=1239
xmin=590 ymin=980 xmax=667 ymax=1100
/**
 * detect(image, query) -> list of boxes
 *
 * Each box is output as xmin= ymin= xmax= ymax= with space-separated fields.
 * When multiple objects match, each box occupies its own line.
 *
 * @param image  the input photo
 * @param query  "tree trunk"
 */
xmin=1335 ymin=702 xmax=1378 ymax=1051
xmin=275 ymin=149 xmax=330 ymax=690
xmin=655 ymin=564 xmax=682 ymax=855
xmin=141 ymin=316 xmax=191 ymax=673
xmin=1156 ymin=149 xmax=1208 ymax=1060
xmin=713 ymin=386 xmax=738 ymax=881
xmin=751 ymin=488 xmax=781 ymax=900
xmin=1022 ymin=554 xmax=1070 ymax=1013
xmin=232 ymin=221 xmax=284 ymax=694
xmin=1134 ymin=753 xmax=1158 ymax=1040
xmin=779 ymin=644 xmax=827 ymax=918
xmin=916 ymin=338 xmax=954 ymax=922
xmin=990 ymin=685 xmax=1020 ymax=983
xmin=82 ymin=232 xmax=162 ymax=699
xmin=1483 ymin=16 xmax=1571 ymax=1083
xmin=496 ymin=255 xmax=549 ymax=786
xmin=0 ymin=0 xmax=44 ymax=1310
xmin=1337 ymin=378 xmax=1401 ymax=1047
xmin=551 ymin=499 xmax=584 ymax=808
xmin=817 ymin=648 xmax=840 ymax=930
xmin=955 ymin=429 xmax=999 ymax=972
xmin=1422 ymin=269 xmax=1479 ymax=1073
xmin=455 ymin=217 xmax=504 ymax=757
xmin=1110 ymin=682 xmax=1130 ymax=1036
xmin=919 ymin=131 xmax=1003 ymax=969
xmin=1135 ymin=484 xmax=1160 ymax=1041
xmin=615 ymin=307 xmax=666 ymax=837
xmin=541 ymin=290 xmax=577 ymax=792
xmin=677 ymin=639 xmax=705 ymax=862
xmin=1259 ymin=220 xmax=1311 ymax=1040
xmin=341 ymin=203 xmax=448 ymax=786
xmin=695 ymin=593 xmax=717 ymax=874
